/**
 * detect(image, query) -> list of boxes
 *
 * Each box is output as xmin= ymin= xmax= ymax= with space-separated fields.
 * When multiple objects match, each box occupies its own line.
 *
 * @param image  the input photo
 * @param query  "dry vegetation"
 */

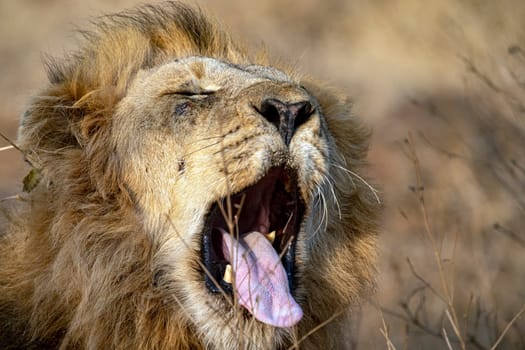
xmin=1 ymin=0 xmax=524 ymax=349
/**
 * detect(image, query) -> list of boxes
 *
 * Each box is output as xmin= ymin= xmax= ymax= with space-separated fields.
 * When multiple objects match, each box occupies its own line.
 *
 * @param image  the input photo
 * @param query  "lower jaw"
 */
xmin=197 ymin=314 xmax=297 ymax=350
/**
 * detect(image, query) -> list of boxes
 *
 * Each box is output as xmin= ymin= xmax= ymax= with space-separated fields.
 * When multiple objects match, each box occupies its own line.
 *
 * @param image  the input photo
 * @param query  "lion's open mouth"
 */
xmin=201 ymin=167 xmax=305 ymax=327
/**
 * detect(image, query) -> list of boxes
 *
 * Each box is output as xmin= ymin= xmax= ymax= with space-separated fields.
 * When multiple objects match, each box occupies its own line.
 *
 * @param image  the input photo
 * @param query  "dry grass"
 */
xmin=1 ymin=0 xmax=524 ymax=348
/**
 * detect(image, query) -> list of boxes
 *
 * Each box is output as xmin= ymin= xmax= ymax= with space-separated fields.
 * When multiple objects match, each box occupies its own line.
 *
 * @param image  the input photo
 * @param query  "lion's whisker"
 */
xmin=323 ymin=171 xmax=342 ymax=220
xmin=332 ymin=163 xmax=381 ymax=204
xmin=186 ymin=134 xmax=226 ymax=145
xmin=311 ymin=186 xmax=329 ymax=237
xmin=183 ymin=140 xmax=223 ymax=157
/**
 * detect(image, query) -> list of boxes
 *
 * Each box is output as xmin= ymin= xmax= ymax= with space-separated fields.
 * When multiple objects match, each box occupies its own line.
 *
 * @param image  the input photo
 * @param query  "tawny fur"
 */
xmin=0 ymin=2 xmax=379 ymax=349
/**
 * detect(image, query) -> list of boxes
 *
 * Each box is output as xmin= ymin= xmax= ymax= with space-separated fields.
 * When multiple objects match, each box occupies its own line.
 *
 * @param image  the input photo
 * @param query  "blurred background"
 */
xmin=1 ymin=0 xmax=524 ymax=348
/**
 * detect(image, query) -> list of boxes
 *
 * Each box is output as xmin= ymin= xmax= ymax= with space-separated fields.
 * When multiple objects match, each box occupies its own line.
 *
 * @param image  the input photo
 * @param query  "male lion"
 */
xmin=0 ymin=2 xmax=379 ymax=349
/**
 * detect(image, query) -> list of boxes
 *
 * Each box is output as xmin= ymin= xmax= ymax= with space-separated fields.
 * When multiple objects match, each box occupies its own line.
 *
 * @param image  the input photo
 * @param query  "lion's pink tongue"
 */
xmin=221 ymin=230 xmax=303 ymax=327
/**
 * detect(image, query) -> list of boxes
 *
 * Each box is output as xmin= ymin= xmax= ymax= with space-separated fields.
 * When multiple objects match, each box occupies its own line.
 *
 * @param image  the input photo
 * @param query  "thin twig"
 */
xmin=379 ymin=307 xmax=397 ymax=350
xmin=0 ymin=130 xmax=38 ymax=168
xmin=446 ymin=309 xmax=463 ymax=347
xmin=490 ymin=304 xmax=525 ymax=350
xmin=443 ymin=327 xmax=454 ymax=350
xmin=286 ymin=309 xmax=346 ymax=350
xmin=0 ymin=195 xmax=21 ymax=202
xmin=493 ymin=223 xmax=525 ymax=248
xmin=406 ymin=258 xmax=444 ymax=302
xmin=0 ymin=131 xmax=22 ymax=153
xmin=0 ymin=145 xmax=14 ymax=152
xmin=406 ymin=133 xmax=467 ymax=350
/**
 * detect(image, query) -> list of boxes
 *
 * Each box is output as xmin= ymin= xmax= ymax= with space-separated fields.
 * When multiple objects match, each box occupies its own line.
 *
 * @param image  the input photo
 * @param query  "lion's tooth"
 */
xmin=265 ymin=231 xmax=276 ymax=243
xmin=223 ymin=264 xmax=233 ymax=284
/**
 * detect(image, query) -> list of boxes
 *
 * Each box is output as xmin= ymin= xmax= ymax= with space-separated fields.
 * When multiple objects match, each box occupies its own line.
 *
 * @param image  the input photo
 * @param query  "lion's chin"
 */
xmin=200 ymin=166 xmax=305 ymax=327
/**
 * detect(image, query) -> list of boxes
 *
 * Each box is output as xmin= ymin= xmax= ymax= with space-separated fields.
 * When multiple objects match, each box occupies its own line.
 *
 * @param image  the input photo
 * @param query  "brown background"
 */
xmin=1 ymin=1 xmax=524 ymax=348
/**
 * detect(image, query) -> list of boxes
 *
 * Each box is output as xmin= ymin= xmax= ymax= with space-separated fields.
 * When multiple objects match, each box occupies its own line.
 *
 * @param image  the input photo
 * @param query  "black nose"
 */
xmin=259 ymin=98 xmax=313 ymax=146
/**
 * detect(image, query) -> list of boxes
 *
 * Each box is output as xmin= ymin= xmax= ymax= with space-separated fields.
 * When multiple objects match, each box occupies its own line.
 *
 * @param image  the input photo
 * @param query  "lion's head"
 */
xmin=1 ymin=3 xmax=379 ymax=349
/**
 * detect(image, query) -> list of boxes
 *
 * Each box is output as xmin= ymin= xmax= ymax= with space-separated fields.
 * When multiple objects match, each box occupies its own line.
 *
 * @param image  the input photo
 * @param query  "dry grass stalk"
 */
xmin=405 ymin=132 xmax=467 ymax=350
xmin=489 ymin=304 xmax=525 ymax=350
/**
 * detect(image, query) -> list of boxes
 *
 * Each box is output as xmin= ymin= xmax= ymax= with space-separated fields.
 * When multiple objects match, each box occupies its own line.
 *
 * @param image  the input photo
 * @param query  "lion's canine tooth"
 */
xmin=265 ymin=231 xmax=276 ymax=243
xmin=223 ymin=264 xmax=233 ymax=284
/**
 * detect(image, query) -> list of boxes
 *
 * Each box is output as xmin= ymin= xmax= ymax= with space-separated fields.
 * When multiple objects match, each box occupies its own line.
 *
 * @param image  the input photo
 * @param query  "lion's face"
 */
xmin=113 ymin=56 xmax=332 ymax=343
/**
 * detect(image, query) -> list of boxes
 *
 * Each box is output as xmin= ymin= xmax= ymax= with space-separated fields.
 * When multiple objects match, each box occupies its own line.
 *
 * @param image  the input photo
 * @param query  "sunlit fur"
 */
xmin=0 ymin=2 xmax=380 ymax=349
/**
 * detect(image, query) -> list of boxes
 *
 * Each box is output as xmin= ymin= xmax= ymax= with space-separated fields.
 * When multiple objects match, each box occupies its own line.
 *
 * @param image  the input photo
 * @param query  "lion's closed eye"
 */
xmin=161 ymin=81 xmax=222 ymax=99
xmin=162 ymin=89 xmax=216 ymax=99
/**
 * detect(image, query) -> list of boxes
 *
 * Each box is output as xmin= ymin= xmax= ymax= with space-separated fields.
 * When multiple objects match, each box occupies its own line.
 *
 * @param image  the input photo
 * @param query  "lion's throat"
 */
xmin=221 ymin=230 xmax=303 ymax=328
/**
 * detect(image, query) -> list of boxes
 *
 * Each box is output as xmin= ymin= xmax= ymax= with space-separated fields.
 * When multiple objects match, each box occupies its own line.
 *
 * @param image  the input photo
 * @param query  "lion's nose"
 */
xmin=259 ymin=98 xmax=313 ymax=146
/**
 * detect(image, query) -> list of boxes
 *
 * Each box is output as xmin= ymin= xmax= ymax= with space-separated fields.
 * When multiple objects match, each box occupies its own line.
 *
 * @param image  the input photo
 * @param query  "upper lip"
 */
xmin=201 ymin=166 xmax=305 ymax=295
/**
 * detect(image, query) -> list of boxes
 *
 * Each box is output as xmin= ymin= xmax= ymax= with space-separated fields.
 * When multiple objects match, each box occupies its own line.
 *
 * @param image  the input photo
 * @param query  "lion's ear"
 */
xmin=301 ymin=79 xmax=371 ymax=163
xmin=17 ymin=64 xmax=122 ymax=200
xmin=18 ymin=61 xmax=118 ymax=166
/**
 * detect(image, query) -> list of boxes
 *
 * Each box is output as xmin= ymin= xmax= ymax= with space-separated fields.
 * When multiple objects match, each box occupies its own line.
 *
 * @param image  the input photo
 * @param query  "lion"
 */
xmin=0 ymin=2 xmax=379 ymax=349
